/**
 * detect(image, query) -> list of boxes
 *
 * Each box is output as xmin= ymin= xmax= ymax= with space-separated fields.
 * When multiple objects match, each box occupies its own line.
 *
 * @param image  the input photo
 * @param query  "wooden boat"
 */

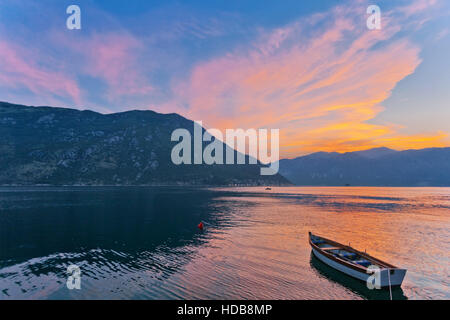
xmin=309 ymin=232 xmax=406 ymax=288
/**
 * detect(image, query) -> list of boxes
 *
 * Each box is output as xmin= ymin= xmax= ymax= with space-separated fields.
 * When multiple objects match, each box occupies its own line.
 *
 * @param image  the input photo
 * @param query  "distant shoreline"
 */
xmin=0 ymin=183 xmax=292 ymax=187
xmin=0 ymin=184 xmax=448 ymax=188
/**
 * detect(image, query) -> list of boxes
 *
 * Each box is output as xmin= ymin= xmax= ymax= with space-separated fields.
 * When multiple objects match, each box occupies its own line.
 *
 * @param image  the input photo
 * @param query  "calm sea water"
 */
xmin=0 ymin=186 xmax=449 ymax=300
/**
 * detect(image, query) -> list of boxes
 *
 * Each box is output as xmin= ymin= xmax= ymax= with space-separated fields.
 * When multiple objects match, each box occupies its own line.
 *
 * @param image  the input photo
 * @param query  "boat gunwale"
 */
xmin=309 ymin=232 xmax=398 ymax=273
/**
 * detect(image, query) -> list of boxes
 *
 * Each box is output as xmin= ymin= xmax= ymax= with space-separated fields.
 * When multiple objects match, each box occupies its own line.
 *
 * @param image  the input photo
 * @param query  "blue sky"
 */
xmin=0 ymin=0 xmax=449 ymax=156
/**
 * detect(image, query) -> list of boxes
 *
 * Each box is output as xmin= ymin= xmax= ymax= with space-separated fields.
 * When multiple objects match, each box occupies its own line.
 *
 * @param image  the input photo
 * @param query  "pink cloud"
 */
xmin=163 ymin=0 xmax=447 ymax=157
xmin=53 ymin=32 xmax=154 ymax=103
xmin=0 ymin=29 xmax=155 ymax=109
xmin=0 ymin=40 xmax=81 ymax=104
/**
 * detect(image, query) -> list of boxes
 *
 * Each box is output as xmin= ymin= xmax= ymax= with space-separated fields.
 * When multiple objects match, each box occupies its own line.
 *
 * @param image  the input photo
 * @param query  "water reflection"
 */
xmin=1 ymin=186 xmax=449 ymax=299
xmin=0 ymin=187 xmax=229 ymax=298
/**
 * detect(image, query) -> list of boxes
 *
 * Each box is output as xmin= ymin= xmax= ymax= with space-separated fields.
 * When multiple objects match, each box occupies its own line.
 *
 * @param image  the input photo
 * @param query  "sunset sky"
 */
xmin=0 ymin=0 xmax=449 ymax=157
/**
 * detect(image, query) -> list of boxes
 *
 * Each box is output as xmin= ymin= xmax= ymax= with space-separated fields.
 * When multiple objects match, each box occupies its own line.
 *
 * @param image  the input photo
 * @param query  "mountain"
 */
xmin=0 ymin=101 xmax=289 ymax=186
xmin=278 ymin=147 xmax=450 ymax=186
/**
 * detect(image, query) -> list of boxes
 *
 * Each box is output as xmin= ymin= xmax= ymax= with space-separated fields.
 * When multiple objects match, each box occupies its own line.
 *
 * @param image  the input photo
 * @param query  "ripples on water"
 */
xmin=0 ymin=186 xmax=449 ymax=300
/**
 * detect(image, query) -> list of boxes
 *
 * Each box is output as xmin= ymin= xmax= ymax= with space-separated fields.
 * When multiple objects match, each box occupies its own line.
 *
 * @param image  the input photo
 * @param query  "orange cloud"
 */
xmin=162 ymin=1 xmax=448 ymax=157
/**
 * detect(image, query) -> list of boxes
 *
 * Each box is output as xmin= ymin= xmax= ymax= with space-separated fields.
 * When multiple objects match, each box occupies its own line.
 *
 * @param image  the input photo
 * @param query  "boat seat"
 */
xmin=354 ymin=260 xmax=371 ymax=267
xmin=339 ymin=252 xmax=357 ymax=259
xmin=322 ymin=247 xmax=341 ymax=251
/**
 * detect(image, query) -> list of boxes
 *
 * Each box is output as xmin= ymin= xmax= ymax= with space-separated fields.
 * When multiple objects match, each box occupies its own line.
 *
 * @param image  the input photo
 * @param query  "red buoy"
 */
xmin=198 ymin=222 xmax=204 ymax=230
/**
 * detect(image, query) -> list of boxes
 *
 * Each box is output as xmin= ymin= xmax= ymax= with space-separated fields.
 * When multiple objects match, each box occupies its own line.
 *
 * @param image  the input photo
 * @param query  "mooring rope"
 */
xmin=387 ymin=269 xmax=393 ymax=300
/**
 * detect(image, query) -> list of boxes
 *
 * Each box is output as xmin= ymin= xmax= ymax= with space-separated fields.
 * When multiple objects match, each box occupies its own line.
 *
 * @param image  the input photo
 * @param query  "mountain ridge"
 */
xmin=278 ymin=146 xmax=450 ymax=186
xmin=0 ymin=101 xmax=290 ymax=186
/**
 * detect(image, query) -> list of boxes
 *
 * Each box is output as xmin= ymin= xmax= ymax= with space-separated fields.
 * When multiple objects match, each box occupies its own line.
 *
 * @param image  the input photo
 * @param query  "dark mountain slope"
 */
xmin=0 ymin=102 xmax=289 ymax=186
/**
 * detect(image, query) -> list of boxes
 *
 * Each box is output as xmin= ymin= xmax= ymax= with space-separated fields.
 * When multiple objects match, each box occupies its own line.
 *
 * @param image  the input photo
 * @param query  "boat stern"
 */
xmin=380 ymin=268 xmax=407 ymax=287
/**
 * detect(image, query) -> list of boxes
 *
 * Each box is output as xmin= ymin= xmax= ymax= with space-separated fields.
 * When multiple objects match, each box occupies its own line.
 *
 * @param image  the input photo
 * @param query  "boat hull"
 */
xmin=312 ymin=248 xmax=406 ymax=288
